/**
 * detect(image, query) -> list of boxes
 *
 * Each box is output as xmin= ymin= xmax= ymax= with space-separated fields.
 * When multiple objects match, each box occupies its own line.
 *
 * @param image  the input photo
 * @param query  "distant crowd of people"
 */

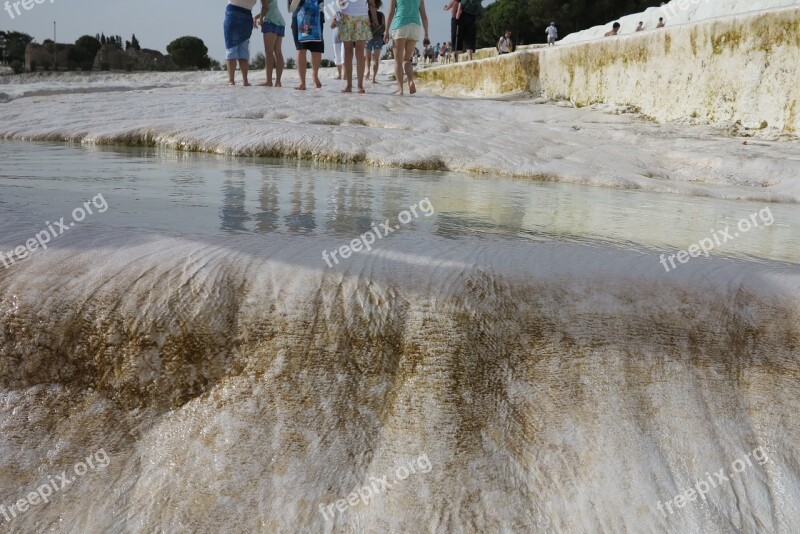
xmin=605 ymin=17 xmax=665 ymax=37
xmin=223 ymin=0 xmax=669 ymax=96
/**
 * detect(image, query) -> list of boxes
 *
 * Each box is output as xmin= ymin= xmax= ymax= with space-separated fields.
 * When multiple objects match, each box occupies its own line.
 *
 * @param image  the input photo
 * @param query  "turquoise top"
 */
xmin=264 ymin=0 xmax=285 ymax=26
xmin=390 ymin=0 xmax=421 ymax=30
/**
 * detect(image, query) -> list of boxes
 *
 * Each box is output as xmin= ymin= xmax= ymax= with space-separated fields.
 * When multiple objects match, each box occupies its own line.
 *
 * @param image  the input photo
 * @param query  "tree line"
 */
xmin=476 ymin=0 xmax=663 ymax=48
xmin=0 ymin=31 xmax=217 ymax=73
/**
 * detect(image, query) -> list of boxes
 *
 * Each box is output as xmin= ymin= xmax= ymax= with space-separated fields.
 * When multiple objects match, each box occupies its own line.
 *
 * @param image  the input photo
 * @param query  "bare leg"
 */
xmin=404 ymin=40 xmax=416 ymax=94
xmin=227 ymin=59 xmax=237 ymax=85
xmin=311 ymin=52 xmax=322 ymax=88
xmin=371 ymin=50 xmax=380 ymax=82
xmin=263 ymin=33 xmax=276 ymax=86
xmin=392 ymin=38 xmax=406 ymax=95
xmin=342 ymin=42 xmax=354 ymax=92
xmin=365 ymin=46 xmax=371 ymax=79
xmin=274 ymin=37 xmax=284 ymax=87
xmin=336 ymin=64 xmax=342 ymax=79
xmin=296 ymin=49 xmax=307 ymax=90
xmin=239 ymin=60 xmax=250 ymax=86
xmin=355 ymin=40 xmax=366 ymax=93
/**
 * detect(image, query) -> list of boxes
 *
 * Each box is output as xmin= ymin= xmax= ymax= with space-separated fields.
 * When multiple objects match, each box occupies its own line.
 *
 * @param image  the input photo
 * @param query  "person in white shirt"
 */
xmin=545 ymin=22 xmax=558 ymax=46
xmin=496 ymin=30 xmax=512 ymax=55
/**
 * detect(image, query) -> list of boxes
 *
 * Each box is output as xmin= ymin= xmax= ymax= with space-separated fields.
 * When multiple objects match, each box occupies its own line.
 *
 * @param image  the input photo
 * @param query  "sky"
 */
xmin=0 ymin=0 xmax=473 ymax=63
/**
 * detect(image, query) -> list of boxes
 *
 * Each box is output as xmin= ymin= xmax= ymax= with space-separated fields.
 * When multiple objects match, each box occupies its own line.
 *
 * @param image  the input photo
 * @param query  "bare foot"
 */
xmin=243 ymin=81 xmax=251 ymax=87
xmin=408 ymin=81 xmax=416 ymax=94
xmin=258 ymin=82 xmax=273 ymax=87
xmin=358 ymin=87 xmax=366 ymax=94
xmin=372 ymin=77 xmax=377 ymax=84
xmin=227 ymin=81 xmax=236 ymax=86
xmin=295 ymin=84 xmax=306 ymax=90
xmin=313 ymin=77 xmax=322 ymax=89
xmin=275 ymin=81 xmax=282 ymax=87
xmin=341 ymin=87 xmax=353 ymax=93
xmin=392 ymin=90 xmax=403 ymax=96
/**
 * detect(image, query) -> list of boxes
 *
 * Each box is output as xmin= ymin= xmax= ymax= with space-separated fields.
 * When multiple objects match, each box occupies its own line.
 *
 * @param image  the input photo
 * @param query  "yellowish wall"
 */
xmin=417 ymin=8 xmax=800 ymax=132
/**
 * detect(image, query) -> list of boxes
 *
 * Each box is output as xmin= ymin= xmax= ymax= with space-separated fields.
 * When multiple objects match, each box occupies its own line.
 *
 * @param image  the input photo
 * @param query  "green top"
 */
xmin=263 ymin=0 xmax=285 ymax=26
xmin=390 ymin=0 xmax=421 ymax=30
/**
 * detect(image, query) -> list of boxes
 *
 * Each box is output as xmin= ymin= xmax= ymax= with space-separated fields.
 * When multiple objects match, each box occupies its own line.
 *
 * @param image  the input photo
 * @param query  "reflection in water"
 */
xmin=255 ymin=169 xmax=280 ymax=233
xmin=325 ymin=177 xmax=375 ymax=237
xmin=285 ymin=175 xmax=317 ymax=234
xmin=1 ymin=142 xmax=795 ymax=265
xmin=220 ymin=169 xmax=249 ymax=232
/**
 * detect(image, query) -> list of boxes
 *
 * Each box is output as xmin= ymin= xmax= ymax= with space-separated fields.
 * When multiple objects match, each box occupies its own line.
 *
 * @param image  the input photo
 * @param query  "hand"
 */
xmin=383 ymin=32 xmax=390 ymax=43
xmin=253 ymin=15 xmax=262 ymax=28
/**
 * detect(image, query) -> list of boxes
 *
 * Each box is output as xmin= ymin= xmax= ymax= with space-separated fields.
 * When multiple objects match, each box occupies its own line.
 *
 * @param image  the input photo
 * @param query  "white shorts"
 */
xmin=391 ymin=23 xmax=421 ymax=42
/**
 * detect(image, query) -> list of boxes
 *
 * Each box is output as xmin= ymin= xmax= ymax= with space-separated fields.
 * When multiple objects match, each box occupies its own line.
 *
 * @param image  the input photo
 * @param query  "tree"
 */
xmin=70 ymin=35 xmax=102 ymax=69
xmin=131 ymin=34 xmax=141 ymax=50
xmin=285 ymin=58 xmax=296 ymax=69
xmin=0 ymin=31 xmax=34 ymax=64
xmin=167 ymin=36 xmax=211 ymax=69
xmin=100 ymin=33 xmax=106 ymax=45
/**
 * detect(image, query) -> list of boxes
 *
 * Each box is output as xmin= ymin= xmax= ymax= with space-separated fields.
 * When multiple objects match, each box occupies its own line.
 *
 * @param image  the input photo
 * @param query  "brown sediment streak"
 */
xmin=0 ymin=233 xmax=798 ymax=530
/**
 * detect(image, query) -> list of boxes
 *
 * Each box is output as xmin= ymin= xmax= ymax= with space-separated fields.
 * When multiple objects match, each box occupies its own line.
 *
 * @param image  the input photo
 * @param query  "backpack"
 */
xmin=460 ymin=0 xmax=483 ymax=17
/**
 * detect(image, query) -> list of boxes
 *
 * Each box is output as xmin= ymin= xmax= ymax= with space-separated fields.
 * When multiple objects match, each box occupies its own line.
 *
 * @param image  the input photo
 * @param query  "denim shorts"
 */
xmin=366 ymin=36 xmax=384 ymax=51
xmin=225 ymin=39 xmax=251 ymax=60
xmin=262 ymin=20 xmax=286 ymax=37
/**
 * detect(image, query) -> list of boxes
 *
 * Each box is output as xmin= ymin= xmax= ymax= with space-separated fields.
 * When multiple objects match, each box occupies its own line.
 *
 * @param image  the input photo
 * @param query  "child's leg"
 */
xmin=274 ymin=37 xmax=284 ymax=86
xmin=372 ymin=50 xmax=380 ymax=82
xmin=355 ymin=40 xmax=366 ymax=92
xmin=365 ymin=45 xmax=372 ymax=77
xmin=264 ymin=33 xmax=276 ymax=86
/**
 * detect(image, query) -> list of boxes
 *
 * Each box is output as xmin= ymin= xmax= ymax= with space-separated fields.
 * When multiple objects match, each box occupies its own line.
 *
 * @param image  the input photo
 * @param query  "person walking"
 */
xmin=454 ymin=0 xmax=480 ymax=61
xmin=545 ymin=22 xmax=557 ymax=46
xmin=255 ymin=0 xmax=286 ymax=87
xmin=224 ymin=0 xmax=257 ymax=86
xmin=337 ymin=0 xmax=378 ymax=93
xmin=443 ymin=0 xmax=459 ymax=61
xmin=330 ymin=12 xmax=345 ymax=79
xmin=384 ymin=0 xmax=429 ymax=95
xmin=290 ymin=0 xmax=325 ymax=90
xmin=365 ymin=0 xmax=386 ymax=83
